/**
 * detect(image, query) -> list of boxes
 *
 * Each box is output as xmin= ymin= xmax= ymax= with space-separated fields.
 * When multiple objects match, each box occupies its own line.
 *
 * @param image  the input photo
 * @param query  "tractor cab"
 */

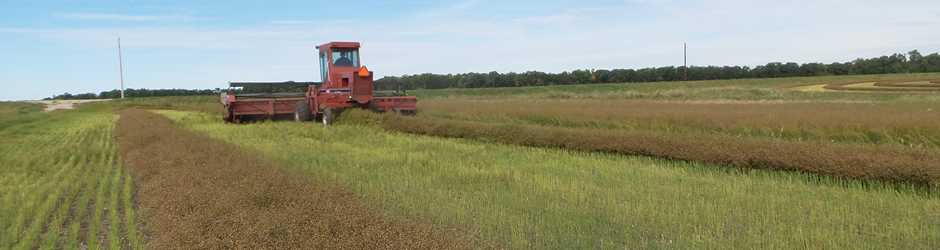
xmin=315 ymin=42 xmax=373 ymax=103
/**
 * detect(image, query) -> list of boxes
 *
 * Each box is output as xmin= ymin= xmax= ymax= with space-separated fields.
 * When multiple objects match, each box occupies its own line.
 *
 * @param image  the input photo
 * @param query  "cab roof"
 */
xmin=316 ymin=41 xmax=360 ymax=50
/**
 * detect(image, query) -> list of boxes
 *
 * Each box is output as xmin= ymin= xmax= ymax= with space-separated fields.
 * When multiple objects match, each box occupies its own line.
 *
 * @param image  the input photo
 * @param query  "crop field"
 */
xmin=0 ymin=102 xmax=47 ymax=131
xmin=112 ymin=108 xmax=469 ymax=248
xmin=3 ymin=73 xmax=940 ymax=248
xmin=411 ymin=73 xmax=940 ymax=102
xmin=785 ymin=78 xmax=940 ymax=93
xmin=153 ymin=108 xmax=940 ymax=248
xmin=392 ymin=99 xmax=940 ymax=185
xmin=0 ymin=107 xmax=140 ymax=249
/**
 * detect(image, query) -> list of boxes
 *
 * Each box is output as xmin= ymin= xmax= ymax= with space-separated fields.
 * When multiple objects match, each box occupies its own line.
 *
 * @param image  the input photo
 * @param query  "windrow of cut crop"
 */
xmin=824 ymin=79 xmax=940 ymax=92
xmin=416 ymin=98 xmax=940 ymax=149
xmin=360 ymin=112 xmax=940 ymax=186
xmin=873 ymin=78 xmax=940 ymax=88
xmin=113 ymin=108 xmax=470 ymax=249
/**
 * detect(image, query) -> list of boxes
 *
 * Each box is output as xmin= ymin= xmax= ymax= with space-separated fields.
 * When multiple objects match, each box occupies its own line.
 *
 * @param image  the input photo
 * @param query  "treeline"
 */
xmin=44 ymin=85 xmax=307 ymax=100
xmin=376 ymin=50 xmax=940 ymax=90
xmin=45 ymin=88 xmax=224 ymax=100
xmin=46 ymin=50 xmax=940 ymax=99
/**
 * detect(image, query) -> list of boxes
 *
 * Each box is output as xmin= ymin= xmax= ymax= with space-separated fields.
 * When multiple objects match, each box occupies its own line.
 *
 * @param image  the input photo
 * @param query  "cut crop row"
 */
xmin=874 ymin=79 xmax=940 ymax=88
xmin=824 ymin=79 xmax=940 ymax=92
xmin=159 ymin=109 xmax=940 ymax=248
xmin=416 ymin=98 xmax=940 ymax=148
xmin=352 ymin=111 xmax=940 ymax=186
xmin=113 ymin=108 xmax=472 ymax=249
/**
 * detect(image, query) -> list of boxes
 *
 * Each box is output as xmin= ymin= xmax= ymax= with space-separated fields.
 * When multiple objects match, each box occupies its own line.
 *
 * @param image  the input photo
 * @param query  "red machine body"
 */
xmin=221 ymin=41 xmax=417 ymax=124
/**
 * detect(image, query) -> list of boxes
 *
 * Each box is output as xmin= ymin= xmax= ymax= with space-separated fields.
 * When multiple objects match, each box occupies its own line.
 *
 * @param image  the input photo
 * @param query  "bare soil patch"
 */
xmin=114 ymin=108 xmax=468 ymax=249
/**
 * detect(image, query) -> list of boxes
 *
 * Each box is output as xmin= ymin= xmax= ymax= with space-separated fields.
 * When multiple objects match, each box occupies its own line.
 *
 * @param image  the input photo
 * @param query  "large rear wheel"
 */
xmin=322 ymin=108 xmax=334 ymax=125
xmin=294 ymin=101 xmax=311 ymax=122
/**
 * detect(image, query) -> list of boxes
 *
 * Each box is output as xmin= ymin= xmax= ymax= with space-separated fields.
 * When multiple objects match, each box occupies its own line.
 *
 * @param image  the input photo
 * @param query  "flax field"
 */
xmin=0 ymin=107 xmax=141 ymax=249
xmin=155 ymin=108 xmax=940 ymax=248
xmin=3 ymin=73 xmax=940 ymax=248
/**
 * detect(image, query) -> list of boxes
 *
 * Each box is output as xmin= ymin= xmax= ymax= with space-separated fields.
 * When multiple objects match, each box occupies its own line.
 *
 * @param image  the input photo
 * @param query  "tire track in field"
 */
xmin=114 ymin=108 xmax=466 ymax=249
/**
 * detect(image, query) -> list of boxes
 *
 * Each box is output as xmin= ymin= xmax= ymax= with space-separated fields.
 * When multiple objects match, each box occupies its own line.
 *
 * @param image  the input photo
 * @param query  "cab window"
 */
xmin=332 ymin=49 xmax=359 ymax=67
xmin=319 ymin=51 xmax=329 ymax=82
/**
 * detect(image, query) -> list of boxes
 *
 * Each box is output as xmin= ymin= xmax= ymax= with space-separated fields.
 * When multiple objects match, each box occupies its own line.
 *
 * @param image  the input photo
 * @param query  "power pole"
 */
xmin=684 ymin=43 xmax=688 ymax=81
xmin=118 ymin=38 xmax=126 ymax=99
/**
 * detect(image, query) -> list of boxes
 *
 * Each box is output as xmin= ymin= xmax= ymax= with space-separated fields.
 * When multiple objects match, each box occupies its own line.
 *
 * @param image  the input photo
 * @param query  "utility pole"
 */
xmin=684 ymin=43 xmax=687 ymax=81
xmin=118 ymin=38 xmax=126 ymax=99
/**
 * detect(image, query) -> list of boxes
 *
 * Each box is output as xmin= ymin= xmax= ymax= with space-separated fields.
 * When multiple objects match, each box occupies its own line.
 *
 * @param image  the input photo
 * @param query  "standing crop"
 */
xmin=0 ymin=111 xmax=140 ymax=249
xmin=156 ymin=109 xmax=940 ymax=249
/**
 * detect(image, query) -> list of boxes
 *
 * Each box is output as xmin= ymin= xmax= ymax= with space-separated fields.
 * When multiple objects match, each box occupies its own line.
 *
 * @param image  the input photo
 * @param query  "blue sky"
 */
xmin=1 ymin=0 xmax=939 ymax=101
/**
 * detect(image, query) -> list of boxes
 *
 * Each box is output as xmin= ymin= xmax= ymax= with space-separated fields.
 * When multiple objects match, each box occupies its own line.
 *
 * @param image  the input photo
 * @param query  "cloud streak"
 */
xmin=57 ymin=13 xmax=181 ymax=22
xmin=3 ymin=0 xmax=940 ymax=101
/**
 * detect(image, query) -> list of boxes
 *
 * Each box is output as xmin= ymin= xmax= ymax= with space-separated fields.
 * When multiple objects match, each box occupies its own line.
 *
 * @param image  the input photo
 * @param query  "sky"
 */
xmin=1 ymin=0 xmax=939 ymax=101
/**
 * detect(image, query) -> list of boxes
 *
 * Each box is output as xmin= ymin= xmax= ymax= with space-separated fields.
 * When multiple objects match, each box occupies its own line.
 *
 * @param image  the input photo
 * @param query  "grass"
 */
xmin=0 ymin=105 xmax=141 ymax=249
xmin=0 ymin=102 xmax=49 ymax=132
xmin=82 ymin=95 xmax=221 ymax=113
xmin=156 ymin=109 xmax=940 ymax=248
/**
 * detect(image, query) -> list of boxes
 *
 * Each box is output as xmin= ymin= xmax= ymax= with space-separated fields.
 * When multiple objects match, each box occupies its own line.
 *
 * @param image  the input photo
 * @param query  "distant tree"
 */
xmin=908 ymin=50 xmax=925 ymax=73
xmin=43 ymin=49 xmax=940 ymax=99
xmin=924 ymin=53 xmax=940 ymax=72
xmin=800 ymin=63 xmax=824 ymax=76
xmin=569 ymin=69 xmax=592 ymax=84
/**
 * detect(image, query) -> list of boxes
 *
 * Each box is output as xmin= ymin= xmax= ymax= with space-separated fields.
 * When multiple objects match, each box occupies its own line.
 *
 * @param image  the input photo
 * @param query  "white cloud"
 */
xmin=411 ymin=0 xmax=482 ymax=20
xmin=4 ymin=0 xmax=940 ymax=101
xmin=57 ymin=13 xmax=179 ymax=22
xmin=0 ymin=26 xmax=325 ymax=51
xmin=515 ymin=10 xmax=579 ymax=27
xmin=625 ymin=0 xmax=671 ymax=4
xmin=270 ymin=20 xmax=311 ymax=25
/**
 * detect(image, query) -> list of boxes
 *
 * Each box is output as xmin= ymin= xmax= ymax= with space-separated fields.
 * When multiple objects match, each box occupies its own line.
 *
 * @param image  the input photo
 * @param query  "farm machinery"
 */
xmin=220 ymin=41 xmax=417 ymax=124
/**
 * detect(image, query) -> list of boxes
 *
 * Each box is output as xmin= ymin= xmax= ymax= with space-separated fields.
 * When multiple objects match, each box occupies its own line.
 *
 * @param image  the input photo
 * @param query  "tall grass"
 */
xmin=0 ymin=107 xmax=141 ymax=249
xmin=157 ymin=109 xmax=940 ymax=248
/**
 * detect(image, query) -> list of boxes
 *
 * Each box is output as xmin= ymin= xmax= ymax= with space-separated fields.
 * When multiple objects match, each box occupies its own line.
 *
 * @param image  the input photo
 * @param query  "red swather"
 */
xmin=221 ymin=41 xmax=417 ymax=124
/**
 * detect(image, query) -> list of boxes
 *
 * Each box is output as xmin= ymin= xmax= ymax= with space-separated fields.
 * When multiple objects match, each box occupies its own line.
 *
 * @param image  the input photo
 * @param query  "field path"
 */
xmin=113 ymin=108 xmax=465 ymax=249
xmin=28 ymin=99 xmax=109 ymax=112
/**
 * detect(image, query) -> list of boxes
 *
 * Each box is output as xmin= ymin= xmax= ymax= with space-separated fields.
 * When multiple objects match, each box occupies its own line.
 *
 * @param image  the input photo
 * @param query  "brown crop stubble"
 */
xmin=113 ymin=108 xmax=468 ymax=249
xmin=824 ymin=79 xmax=940 ymax=92
xmin=874 ymin=79 xmax=940 ymax=88
xmin=376 ymin=114 xmax=940 ymax=186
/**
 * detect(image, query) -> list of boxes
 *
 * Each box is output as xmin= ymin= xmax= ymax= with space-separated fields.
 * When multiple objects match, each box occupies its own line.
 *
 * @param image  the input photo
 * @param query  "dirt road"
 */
xmin=29 ymin=99 xmax=109 ymax=112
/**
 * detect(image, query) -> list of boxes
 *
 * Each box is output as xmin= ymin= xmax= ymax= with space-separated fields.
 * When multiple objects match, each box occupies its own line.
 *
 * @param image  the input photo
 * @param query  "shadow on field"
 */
xmin=114 ymin=108 xmax=468 ymax=249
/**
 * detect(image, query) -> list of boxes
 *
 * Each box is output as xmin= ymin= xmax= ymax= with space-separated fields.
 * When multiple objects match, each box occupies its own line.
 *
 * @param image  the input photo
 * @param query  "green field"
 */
xmin=410 ymin=73 xmax=940 ymax=102
xmin=2 ymin=73 xmax=940 ymax=248
xmin=155 ymin=109 xmax=940 ymax=248
xmin=0 ymin=106 xmax=141 ymax=249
